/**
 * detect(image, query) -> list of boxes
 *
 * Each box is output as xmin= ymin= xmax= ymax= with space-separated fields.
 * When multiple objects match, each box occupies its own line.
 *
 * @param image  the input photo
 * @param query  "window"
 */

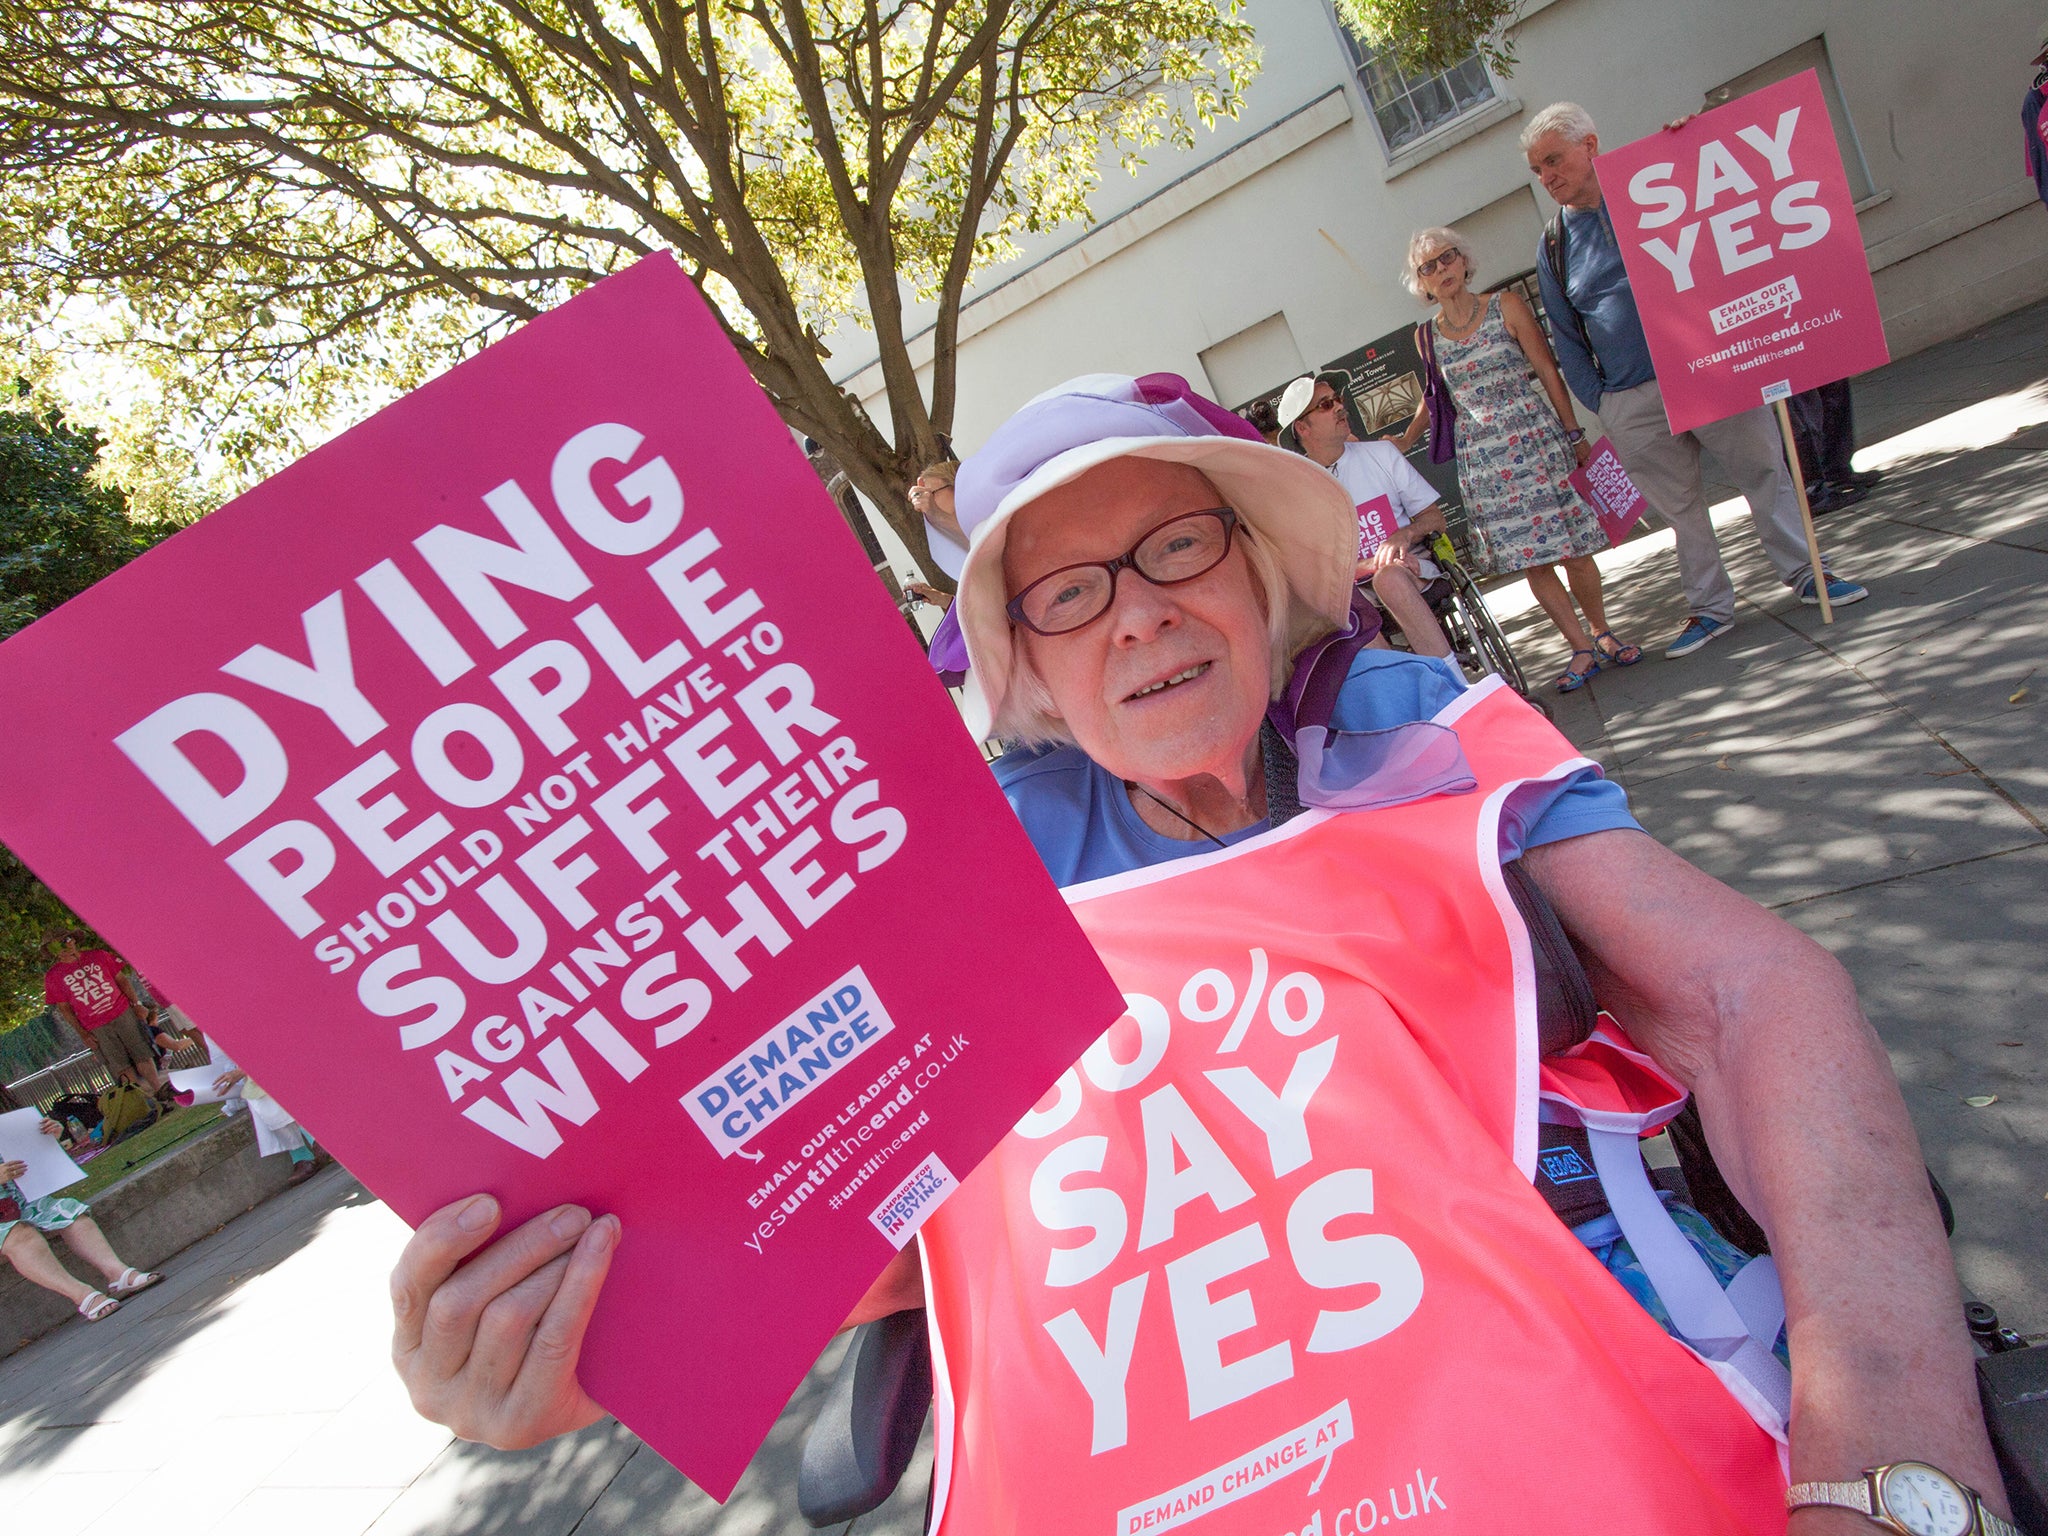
xmin=1342 ymin=33 xmax=1496 ymax=155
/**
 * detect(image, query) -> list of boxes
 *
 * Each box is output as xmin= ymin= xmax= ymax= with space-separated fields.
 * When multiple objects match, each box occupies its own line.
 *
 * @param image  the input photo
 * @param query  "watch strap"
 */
xmin=1785 ymin=1473 xmax=2025 ymax=1536
xmin=1786 ymin=1478 xmax=1879 ymax=1521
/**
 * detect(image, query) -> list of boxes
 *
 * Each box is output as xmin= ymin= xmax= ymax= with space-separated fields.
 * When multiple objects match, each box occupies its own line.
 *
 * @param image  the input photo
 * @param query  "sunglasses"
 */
xmin=1415 ymin=251 xmax=1463 ymax=277
xmin=1304 ymin=395 xmax=1344 ymax=416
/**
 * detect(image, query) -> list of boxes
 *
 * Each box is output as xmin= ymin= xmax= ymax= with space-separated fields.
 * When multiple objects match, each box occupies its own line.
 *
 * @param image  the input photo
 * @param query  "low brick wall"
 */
xmin=0 ymin=1113 xmax=329 ymax=1356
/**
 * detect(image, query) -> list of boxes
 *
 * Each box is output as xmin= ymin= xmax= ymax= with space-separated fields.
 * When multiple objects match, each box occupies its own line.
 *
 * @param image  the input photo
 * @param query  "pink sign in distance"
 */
xmin=1568 ymin=439 xmax=1649 ymax=545
xmin=1593 ymin=70 xmax=1890 ymax=434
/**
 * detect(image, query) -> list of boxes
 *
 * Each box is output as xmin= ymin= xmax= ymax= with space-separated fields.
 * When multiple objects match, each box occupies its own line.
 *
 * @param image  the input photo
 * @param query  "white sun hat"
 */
xmin=950 ymin=373 xmax=1357 ymax=740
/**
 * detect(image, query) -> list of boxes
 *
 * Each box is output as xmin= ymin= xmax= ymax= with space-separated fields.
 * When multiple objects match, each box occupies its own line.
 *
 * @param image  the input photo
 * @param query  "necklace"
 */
xmin=1125 ymin=781 xmax=1229 ymax=848
xmin=1438 ymin=294 xmax=1483 ymax=335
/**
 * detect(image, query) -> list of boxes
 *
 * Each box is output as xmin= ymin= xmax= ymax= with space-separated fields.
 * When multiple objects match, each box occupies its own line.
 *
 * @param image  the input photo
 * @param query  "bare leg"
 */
xmin=1370 ymin=566 xmax=1453 ymax=658
xmin=1564 ymin=556 xmax=1614 ymax=640
xmin=56 ymin=1218 xmax=131 ymax=1285
xmin=1 ymin=1223 xmax=95 ymax=1306
xmin=1525 ymin=565 xmax=1594 ymax=654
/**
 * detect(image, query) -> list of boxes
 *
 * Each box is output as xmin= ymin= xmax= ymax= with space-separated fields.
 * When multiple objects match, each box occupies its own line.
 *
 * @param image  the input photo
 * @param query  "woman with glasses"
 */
xmin=1388 ymin=226 xmax=1638 ymax=692
xmin=388 ymin=375 xmax=2000 ymax=1534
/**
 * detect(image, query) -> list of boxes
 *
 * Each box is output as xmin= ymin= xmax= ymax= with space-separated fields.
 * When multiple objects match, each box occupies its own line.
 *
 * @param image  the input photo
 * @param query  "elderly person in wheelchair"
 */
xmin=389 ymin=376 xmax=2009 ymax=1534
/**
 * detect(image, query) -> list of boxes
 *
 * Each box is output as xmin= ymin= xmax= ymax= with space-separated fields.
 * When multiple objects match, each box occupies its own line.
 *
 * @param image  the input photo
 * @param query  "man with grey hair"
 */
xmin=1521 ymin=102 xmax=1870 ymax=657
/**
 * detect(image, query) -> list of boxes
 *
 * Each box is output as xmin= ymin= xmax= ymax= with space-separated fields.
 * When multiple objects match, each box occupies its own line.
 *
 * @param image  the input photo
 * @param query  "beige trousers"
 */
xmin=1598 ymin=378 xmax=1822 ymax=624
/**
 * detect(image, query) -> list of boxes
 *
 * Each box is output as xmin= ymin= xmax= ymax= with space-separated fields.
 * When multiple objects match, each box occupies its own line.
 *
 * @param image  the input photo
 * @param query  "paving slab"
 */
xmin=1622 ymin=708 xmax=2042 ymax=908
xmin=361 ymin=1419 xmax=643 ymax=1536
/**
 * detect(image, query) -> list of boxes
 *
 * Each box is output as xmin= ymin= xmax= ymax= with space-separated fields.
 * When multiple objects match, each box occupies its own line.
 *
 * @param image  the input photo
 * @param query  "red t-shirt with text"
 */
xmin=44 ymin=950 xmax=131 ymax=1029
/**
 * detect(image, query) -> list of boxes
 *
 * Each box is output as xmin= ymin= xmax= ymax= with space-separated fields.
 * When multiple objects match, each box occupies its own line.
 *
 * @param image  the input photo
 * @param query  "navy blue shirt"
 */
xmin=1534 ymin=202 xmax=1659 ymax=414
xmin=2026 ymin=74 xmax=2048 ymax=211
xmin=995 ymin=652 xmax=1638 ymax=887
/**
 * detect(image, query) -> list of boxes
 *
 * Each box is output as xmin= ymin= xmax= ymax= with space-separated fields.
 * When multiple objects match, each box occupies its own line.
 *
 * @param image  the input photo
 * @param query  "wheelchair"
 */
xmin=795 ymin=859 xmax=2048 ymax=1533
xmin=1366 ymin=531 xmax=1530 ymax=696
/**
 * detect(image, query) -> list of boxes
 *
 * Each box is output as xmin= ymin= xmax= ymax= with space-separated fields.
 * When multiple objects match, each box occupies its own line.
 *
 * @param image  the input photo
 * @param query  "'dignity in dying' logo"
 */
xmin=684 ymin=965 xmax=896 ymax=1157
xmin=867 ymin=1152 xmax=958 ymax=1249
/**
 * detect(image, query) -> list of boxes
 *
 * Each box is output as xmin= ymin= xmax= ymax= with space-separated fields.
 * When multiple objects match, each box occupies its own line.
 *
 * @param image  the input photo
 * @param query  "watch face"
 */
xmin=1878 ymin=1464 xmax=1973 ymax=1536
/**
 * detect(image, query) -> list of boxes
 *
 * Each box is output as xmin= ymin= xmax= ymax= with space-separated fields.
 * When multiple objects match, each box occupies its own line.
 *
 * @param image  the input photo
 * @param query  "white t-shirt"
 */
xmin=1322 ymin=440 xmax=1444 ymax=578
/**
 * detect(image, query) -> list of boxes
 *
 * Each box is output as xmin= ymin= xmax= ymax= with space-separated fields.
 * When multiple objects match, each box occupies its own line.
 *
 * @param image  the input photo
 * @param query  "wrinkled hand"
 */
xmin=1572 ymin=437 xmax=1594 ymax=468
xmin=0 ymin=1159 xmax=26 ymax=1182
xmin=391 ymin=1194 xmax=618 ymax=1449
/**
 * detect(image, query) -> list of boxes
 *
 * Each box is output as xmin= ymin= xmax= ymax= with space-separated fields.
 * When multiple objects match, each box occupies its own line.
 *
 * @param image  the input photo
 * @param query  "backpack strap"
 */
xmin=1542 ymin=209 xmax=1605 ymax=388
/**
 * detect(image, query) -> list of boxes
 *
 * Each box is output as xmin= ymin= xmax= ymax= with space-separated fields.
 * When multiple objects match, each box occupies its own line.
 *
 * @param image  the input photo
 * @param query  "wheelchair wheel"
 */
xmin=1442 ymin=565 xmax=1530 ymax=695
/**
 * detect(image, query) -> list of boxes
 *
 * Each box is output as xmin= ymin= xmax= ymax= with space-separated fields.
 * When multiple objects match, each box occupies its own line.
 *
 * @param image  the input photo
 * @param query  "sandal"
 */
xmin=78 ymin=1290 xmax=120 ymax=1322
xmin=1556 ymin=648 xmax=1601 ymax=693
xmin=107 ymin=1268 xmax=161 ymax=1297
xmin=1594 ymin=631 xmax=1643 ymax=667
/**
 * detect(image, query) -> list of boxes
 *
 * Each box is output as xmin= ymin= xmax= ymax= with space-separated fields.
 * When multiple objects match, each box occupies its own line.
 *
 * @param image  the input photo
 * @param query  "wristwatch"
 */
xmin=1565 ymin=428 xmax=1586 ymax=443
xmin=1786 ymin=1462 xmax=2021 ymax=1535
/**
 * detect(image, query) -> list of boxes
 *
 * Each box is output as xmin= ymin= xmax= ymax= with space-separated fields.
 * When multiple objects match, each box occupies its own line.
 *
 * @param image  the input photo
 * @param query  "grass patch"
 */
xmin=54 ymin=1104 xmax=227 ymax=1203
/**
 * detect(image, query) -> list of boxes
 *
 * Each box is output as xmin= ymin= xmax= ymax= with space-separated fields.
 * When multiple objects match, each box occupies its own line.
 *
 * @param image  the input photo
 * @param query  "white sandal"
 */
xmin=78 ymin=1290 xmax=120 ymax=1322
xmin=107 ymin=1267 xmax=161 ymax=1297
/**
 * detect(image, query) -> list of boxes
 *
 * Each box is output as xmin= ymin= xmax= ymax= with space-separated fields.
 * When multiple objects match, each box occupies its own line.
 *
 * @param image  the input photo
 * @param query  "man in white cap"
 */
xmin=2025 ymin=17 xmax=2048 ymax=211
xmin=1277 ymin=370 xmax=1453 ymax=658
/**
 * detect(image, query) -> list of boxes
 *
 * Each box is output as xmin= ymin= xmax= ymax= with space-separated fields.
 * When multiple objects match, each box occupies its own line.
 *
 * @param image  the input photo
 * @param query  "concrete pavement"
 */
xmin=2 ymin=299 xmax=2042 ymax=1533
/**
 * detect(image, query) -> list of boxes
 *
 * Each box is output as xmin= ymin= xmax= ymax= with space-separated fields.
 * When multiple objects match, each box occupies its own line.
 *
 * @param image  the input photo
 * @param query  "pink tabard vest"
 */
xmin=920 ymin=679 xmax=1787 ymax=1536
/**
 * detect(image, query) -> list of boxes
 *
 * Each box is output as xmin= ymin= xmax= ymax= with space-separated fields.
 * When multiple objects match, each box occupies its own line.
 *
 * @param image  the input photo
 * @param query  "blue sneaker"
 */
xmin=1797 ymin=572 xmax=1869 ymax=607
xmin=1666 ymin=615 xmax=1731 ymax=657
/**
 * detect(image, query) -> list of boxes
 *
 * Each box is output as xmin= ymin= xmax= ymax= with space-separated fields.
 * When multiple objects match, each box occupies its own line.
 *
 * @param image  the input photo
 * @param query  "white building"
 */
xmin=834 ymin=0 xmax=2046 ymax=513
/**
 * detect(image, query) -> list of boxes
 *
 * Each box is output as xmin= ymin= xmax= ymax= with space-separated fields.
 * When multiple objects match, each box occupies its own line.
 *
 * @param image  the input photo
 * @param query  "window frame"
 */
xmin=1337 ymin=26 xmax=1500 ymax=162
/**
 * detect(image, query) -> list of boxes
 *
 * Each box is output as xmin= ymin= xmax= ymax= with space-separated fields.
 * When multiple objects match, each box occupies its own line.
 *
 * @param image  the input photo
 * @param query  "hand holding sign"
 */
xmin=1569 ymin=440 xmax=1649 ymax=545
xmin=0 ymin=253 xmax=1126 ymax=1496
xmin=1353 ymin=494 xmax=1398 ymax=574
xmin=0 ymin=1108 xmax=86 ymax=1203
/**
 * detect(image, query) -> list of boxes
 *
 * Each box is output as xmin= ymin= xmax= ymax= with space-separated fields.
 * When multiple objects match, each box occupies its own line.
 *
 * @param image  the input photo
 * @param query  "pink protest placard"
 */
xmin=1593 ymin=70 xmax=1890 ymax=435
xmin=1354 ymin=493 xmax=1397 ymax=562
xmin=0 ymin=253 xmax=1125 ymax=1497
xmin=1569 ymin=439 xmax=1648 ymax=545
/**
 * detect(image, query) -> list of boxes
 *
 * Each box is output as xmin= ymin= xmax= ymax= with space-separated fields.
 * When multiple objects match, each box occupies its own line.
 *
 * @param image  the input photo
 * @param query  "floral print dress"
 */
xmin=0 ymin=1178 xmax=90 ymax=1245
xmin=1434 ymin=293 xmax=1608 ymax=577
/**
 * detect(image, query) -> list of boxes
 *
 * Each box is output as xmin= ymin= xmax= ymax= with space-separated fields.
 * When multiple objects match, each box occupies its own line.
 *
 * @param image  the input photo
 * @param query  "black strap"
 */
xmin=1502 ymin=860 xmax=1597 ymax=1057
xmin=1260 ymin=719 xmax=1304 ymax=828
xmin=1542 ymin=209 xmax=1605 ymax=387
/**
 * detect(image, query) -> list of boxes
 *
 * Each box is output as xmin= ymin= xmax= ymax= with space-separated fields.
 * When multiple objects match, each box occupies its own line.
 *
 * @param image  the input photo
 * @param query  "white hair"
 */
xmin=995 ymin=523 xmax=1297 ymax=749
xmin=1402 ymin=226 xmax=1476 ymax=298
xmin=1520 ymin=101 xmax=1598 ymax=152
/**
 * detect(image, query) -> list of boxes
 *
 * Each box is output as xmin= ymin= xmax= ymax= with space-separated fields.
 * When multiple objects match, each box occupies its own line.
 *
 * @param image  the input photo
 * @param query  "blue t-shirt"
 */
xmin=996 ymin=651 xmax=1638 ymax=887
xmin=1534 ymin=202 xmax=1659 ymax=414
xmin=2027 ymin=77 xmax=2048 ymax=211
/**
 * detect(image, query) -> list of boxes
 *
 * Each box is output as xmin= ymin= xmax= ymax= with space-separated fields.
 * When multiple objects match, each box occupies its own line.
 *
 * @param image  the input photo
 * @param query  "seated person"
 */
xmin=1277 ymin=371 xmax=1454 ymax=659
xmin=386 ymin=376 xmax=2009 ymax=1533
xmin=1 ymin=1118 xmax=162 ymax=1321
